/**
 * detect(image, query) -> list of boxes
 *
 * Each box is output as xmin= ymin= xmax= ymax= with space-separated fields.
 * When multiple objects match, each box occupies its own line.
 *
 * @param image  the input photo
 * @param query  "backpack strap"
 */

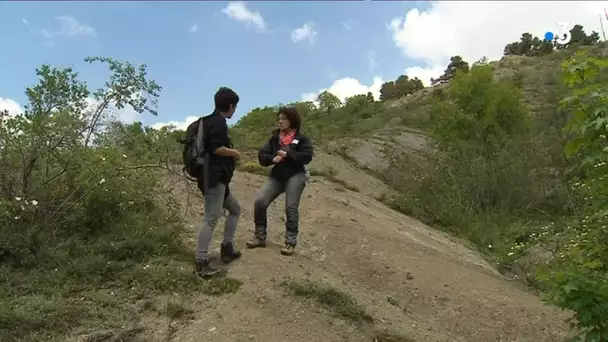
xmin=195 ymin=117 xmax=204 ymax=153
xmin=195 ymin=118 xmax=211 ymax=192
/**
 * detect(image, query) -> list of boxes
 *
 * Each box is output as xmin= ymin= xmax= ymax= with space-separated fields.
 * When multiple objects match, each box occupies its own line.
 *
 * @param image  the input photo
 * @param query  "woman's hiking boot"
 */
xmin=195 ymin=259 xmax=220 ymax=278
xmin=280 ymin=243 xmax=295 ymax=256
xmin=220 ymin=242 xmax=242 ymax=264
xmin=245 ymin=238 xmax=266 ymax=249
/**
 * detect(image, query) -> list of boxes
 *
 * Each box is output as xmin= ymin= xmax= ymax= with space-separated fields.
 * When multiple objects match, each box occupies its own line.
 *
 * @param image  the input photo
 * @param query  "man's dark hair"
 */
xmin=214 ymin=87 xmax=239 ymax=112
xmin=277 ymin=106 xmax=301 ymax=131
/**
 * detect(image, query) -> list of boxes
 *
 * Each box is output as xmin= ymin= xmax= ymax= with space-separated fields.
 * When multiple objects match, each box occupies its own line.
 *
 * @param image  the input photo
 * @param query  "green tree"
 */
xmin=431 ymin=61 xmax=529 ymax=162
xmin=408 ymin=77 xmax=424 ymax=93
xmin=0 ymin=57 xmax=164 ymax=258
xmin=344 ymin=94 xmax=369 ymax=107
xmin=380 ymin=76 xmax=424 ymax=101
xmin=380 ymin=81 xmax=397 ymax=101
xmin=431 ymin=56 xmax=470 ymax=86
xmin=560 ymin=24 xmax=600 ymax=48
xmin=231 ymin=106 xmax=278 ymax=147
xmin=394 ymin=75 xmax=424 ymax=97
xmin=504 ymin=32 xmax=554 ymax=56
xmin=365 ymin=91 xmax=375 ymax=103
xmin=317 ymin=91 xmax=341 ymax=115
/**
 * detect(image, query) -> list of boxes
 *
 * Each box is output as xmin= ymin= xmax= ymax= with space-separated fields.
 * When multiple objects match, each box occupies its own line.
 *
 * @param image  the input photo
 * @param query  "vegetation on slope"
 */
xmin=0 ymin=58 xmax=238 ymax=341
xmin=535 ymin=51 xmax=608 ymax=341
xmin=227 ymin=24 xmax=607 ymax=340
xmin=1 ymin=22 xmax=606 ymax=341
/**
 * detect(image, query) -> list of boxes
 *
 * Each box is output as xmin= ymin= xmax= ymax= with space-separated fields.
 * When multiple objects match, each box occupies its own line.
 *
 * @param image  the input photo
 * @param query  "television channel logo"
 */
xmin=544 ymin=22 xmax=572 ymax=45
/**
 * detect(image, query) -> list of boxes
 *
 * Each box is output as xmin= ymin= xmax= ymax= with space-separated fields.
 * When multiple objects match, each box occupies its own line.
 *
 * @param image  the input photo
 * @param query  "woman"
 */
xmin=246 ymin=106 xmax=314 ymax=255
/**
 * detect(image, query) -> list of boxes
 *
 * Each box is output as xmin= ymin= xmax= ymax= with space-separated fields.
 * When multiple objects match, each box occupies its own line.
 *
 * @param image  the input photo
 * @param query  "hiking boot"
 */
xmin=280 ymin=243 xmax=295 ymax=256
xmin=220 ymin=242 xmax=242 ymax=264
xmin=245 ymin=238 xmax=267 ymax=249
xmin=195 ymin=259 xmax=220 ymax=278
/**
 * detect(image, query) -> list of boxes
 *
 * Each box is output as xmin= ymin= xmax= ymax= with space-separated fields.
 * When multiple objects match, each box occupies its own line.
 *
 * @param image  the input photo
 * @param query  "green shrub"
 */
xmin=0 ymin=57 xmax=199 ymax=340
xmin=535 ymin=49 xmax=608 ymax=341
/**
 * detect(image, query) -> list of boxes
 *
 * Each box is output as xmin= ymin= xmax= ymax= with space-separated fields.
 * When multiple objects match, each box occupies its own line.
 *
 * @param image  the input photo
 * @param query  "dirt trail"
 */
xmin=164 ymin=165 xmax=571 ymax=342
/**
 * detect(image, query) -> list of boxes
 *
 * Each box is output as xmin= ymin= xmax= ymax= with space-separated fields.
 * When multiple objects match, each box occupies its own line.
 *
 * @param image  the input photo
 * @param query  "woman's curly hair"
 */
xmin=277 ymin=106 xmax=301 ymax=131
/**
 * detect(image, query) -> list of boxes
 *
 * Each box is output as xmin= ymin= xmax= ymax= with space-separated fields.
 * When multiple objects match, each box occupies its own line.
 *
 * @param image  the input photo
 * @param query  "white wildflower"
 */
xmin=30 ymin=200 xmax=38 ymax=206
xmin=15 ymin=197 xmax=21 ymax=201
xmin=14 ymin=216 xmax=20 ymax=220
xmin=99 ymin=178 xmax=106 ymax=184
xmin=122 ymin=154 xmax=127 ymax=158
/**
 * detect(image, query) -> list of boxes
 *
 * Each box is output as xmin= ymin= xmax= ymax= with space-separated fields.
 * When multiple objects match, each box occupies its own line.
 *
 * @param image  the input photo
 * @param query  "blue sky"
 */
xmin=0 ymin=1 xmax=430 ymax=128
xmin=0 ymin=1 xmax=602 ymax=129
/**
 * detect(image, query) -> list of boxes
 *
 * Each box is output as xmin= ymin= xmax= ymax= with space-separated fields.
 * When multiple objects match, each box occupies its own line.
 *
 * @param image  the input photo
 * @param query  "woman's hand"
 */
xmin=272 ymin=155 xmax=283 ymax=164
xmin=277 ymin=150 xmax=287 ymax=158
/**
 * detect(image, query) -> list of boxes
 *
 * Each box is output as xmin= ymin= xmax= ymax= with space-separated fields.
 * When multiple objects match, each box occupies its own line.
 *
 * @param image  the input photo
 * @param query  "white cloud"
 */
xmin=221 ymin=2 xmax=266 ymax=32
xmin=291 ymin=22 xmax=318 ymax=44
xmin=190 ymin=24 xmax=198 ymax=33
xmin=301 ymin=77 xmax=384 ymax=103
xmin=389 ymin=1 xmax=605 ymax=85
xmin=0 ymin=97 xmax=24 ymax=117
xmin=150 ymin=116 xmax=200 ymax=131
xmin=42 ymin=15 xmax=97 ymax=38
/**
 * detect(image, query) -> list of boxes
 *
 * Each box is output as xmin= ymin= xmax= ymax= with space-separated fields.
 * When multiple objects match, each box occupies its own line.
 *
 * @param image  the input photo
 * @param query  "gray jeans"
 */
xmin=195 ymin=183 xmax=241 ymax=262
xmin=253 ymin=173 xmax=307 ymax=246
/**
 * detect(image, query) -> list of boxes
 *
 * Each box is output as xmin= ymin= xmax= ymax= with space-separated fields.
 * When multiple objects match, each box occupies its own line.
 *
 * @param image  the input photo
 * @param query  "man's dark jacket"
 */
xmin=258 ymin=129 xmax=313 ymax=184
xmin=199 ymin=111 xmax=236 ymax=193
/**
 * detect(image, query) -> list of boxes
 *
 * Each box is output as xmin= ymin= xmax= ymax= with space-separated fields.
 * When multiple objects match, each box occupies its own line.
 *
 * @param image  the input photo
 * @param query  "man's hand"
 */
xmin=231 ymin=149 xmax=241 ymax=159
xmin=272 ymin=155 xmax=283 ymax=164
xmin=277 ymin=150 xmax=287 ymax=158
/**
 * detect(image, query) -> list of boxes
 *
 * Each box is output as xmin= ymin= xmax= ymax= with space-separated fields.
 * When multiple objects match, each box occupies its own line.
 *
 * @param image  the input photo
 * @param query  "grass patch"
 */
xmin=237 ymin=161 xmax=268 ymax=176
xmin=164 ymin=300 xmax=194 ymax=319
xmin=0 ymin=209 xmax=209 ymax=342
xmin=307 ymin=168 xmax=327 ymax=177
xmin=281 ymin=279 xmax=373 ymax=325
xmin=200 ymin=277 xmax=243 ymax=296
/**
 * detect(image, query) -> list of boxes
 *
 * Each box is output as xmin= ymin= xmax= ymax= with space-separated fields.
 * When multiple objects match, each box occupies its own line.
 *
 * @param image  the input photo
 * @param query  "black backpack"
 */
xmin=181 ymin=117 xmax=207 ymax=182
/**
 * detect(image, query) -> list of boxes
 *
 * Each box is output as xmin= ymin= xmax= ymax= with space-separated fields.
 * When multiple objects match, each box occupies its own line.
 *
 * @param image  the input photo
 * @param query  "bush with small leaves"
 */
xmin=0 ymin=57 xmax=199 ymax=340
xmin=535 ymin=49 xmax=608 ymax=341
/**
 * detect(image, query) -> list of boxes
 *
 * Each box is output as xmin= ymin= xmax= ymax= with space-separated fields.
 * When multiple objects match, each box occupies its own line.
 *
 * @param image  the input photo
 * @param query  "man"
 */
xmin=195 ymin=87 xmax=242 ymax=278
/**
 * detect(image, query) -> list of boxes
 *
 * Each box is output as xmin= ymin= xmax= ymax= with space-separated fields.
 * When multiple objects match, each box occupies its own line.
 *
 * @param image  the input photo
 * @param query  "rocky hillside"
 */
xmin=220 ymin=42 xmax=608 ymax=341
xmin=152 ymin=167 xmax=571 ymax=342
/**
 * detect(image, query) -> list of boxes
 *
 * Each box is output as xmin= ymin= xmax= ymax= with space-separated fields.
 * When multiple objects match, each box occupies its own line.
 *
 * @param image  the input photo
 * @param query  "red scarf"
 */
xmin=279 ymin=130 xmax=296 ymax=147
